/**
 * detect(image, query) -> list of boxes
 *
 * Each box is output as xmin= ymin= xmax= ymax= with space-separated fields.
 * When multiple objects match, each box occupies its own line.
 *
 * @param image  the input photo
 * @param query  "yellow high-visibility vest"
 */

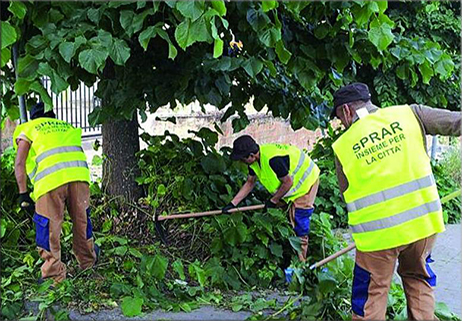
xmin=332 ymin=105 xmax=444 ymax=252
xmin=13 ymin=118 xmax=90 ymax=201
xmin=250 ymin=144 xmax=320 ymax=202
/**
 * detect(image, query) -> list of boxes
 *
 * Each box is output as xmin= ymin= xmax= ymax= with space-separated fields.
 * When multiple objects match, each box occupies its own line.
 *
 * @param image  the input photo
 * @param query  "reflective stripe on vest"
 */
xmin=285 ymin=157 xmax=315 ymax=197
xmin=347 ymin=174 xmax=436 ymax=212
xmin=28 ymin=146 xmax=84 ymax=180
xmin=351 ymin=199 xmax=441 ymax=233
xmin=34 ymin=160 xmax=89 ymax=183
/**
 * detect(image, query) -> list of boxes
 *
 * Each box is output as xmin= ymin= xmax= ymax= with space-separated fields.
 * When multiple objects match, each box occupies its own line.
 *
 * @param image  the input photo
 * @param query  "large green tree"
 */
xmin=1 ymin=1 xmax=459 ymax=200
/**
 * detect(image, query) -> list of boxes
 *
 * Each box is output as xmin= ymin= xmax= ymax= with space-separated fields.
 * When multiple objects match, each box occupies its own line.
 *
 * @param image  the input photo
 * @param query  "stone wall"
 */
xmin=1 ymin=118 xmax=17 ymax=152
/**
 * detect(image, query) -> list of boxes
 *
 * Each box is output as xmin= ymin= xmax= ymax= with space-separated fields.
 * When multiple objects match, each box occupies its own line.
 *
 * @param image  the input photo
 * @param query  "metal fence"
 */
xmin=42 ymin=78 xmax=101 ymax=138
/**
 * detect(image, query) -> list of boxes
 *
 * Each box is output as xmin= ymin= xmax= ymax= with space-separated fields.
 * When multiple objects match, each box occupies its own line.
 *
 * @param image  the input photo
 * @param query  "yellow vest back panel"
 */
xmin=13 ymin=118 xmax=90 ymax=201
xmin=332 ymin=106 xmax=444 ymax=251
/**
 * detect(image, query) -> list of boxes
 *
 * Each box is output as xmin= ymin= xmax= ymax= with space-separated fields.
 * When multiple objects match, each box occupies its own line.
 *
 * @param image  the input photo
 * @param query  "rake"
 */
xmin=154 ymin=204 xmax=265 ymax=244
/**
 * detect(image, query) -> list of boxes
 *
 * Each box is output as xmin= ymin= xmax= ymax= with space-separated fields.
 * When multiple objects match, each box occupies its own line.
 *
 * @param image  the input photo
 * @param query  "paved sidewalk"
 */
xmin=432 ymin=224 xmax=461 ymax=317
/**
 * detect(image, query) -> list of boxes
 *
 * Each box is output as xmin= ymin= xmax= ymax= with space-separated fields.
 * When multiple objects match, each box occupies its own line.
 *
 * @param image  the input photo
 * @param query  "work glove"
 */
xmin=264 ymin=199 xmax=277 ymax=210
xmin=18 ymin=192 xmax=35 ymax=215
xmin=222 ymin=202 xmax=236 ymax=214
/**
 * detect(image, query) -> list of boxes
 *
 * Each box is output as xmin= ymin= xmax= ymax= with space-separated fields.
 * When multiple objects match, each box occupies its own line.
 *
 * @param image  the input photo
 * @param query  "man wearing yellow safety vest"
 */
xmin=223 ymin=135 xmax=320 ymax=262
xmin=13 ymin=102 xmax=99 ymax=285
xmin=330 ymin=83 xmax=461 ymax=320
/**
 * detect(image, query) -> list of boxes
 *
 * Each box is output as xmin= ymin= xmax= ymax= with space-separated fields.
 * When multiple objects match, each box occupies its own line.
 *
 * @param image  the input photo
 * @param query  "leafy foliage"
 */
xmin=2 ymin=1 xmax=459 ymax=129
xmin=1 ymin=132 xmax=461 ymax=320
xmin=432 ymin=143 xmax=461 ymax=224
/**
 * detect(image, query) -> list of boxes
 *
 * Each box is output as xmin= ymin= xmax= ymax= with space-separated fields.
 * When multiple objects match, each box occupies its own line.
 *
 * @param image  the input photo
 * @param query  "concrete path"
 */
xmin=433 ymin=224 xmax=461 ymax=317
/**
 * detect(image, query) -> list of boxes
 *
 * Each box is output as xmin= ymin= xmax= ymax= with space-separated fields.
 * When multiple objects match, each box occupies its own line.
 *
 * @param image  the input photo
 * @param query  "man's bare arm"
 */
xmin=15 ymin=140 xmax=31 ymax=193
xmin=271 ymin=175 xmax=293 ymax=204
xmin=231 ymin=175 xmax=257 ymax=206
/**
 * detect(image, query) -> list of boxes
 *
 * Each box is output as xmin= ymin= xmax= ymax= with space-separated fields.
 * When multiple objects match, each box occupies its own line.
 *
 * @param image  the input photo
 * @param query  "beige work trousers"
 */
xmin=352 ymin=234 xmax=438 ymax=320
xmin=288 ymin=179 xmax=319 ymax=262
xmin=34 ymin=182 xmax=96 ymax=283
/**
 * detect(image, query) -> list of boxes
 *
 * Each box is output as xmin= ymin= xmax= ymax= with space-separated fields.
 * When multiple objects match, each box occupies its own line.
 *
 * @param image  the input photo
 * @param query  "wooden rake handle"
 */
xmin=309 ymin=243 xmax=356 ymax=270
xmin=157 ymin=204 xmax=265 ymax=221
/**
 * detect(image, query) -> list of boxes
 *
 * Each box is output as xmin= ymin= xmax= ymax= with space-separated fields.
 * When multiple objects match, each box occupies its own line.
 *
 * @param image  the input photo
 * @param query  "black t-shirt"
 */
xmin=248 ymin=155 xmax=290 ymax=178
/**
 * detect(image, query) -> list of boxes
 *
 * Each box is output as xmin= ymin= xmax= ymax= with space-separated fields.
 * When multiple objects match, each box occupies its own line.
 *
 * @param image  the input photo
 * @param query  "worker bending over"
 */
xmin=223 ymin=135 xmax=320 ymax=262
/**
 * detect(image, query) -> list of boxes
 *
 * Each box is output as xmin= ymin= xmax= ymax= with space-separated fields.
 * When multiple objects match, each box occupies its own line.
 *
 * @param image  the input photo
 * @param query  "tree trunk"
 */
xmin=102 ymin=115 xmax=143 ymax=201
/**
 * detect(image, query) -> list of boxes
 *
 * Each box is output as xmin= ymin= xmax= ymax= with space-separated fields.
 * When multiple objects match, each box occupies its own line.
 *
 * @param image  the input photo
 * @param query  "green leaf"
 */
xmin=435 ymin=55 xmax=455 ymax=78
xmin=1 ymin=221 xmax=6 ymax=238
xmin=314 ymin=23 xmax=329 ymax=40
xmin=211 ymin=1 xmax=226 ymax=16
xmin=58 ymin=42 xmax=75 ymax=63
xmin=435 ymin=302 xmax=455 ymax=320
xmin=49 ymin=70 xmax=69 ymax=94
xmin=246 ymin=8 xmax=271 ymax=32
xmin=188 ymin=261 xmax=206 ymax=287
xmin=396 ymin=64 xmax=408 ymax=80
xmin=176 ymin=1 xmax=205 ymax=22
xmin=114 ymin=246 xmax=128 ymax=256
xmin=213 ymin=38 xmax=223 ymax=58
xmin=390 ymin=47 xmax=410 ymax=60
xmin=156 ymin=28 xmax=178 ymax=60
xmin=242 ymin=57 xmax=263 ymax=78
xmin=269 ymin=243 xmax=283 ymax=258
xmin=14 ymin=78 xmax=32 ymax=96
xmin=120 ymin=10 xmax=151 ymax=36
xmin=110 ymin=39 xmax=130 ymax=65
xmin=29 ymin=81 xmax=52 ymax=110
xmin=1 ymin=48 xmax=11 ymax=68
xmin=138 ymin=26 xmax=157 ymax=51
xmin=78 ymin=48 xmax=108 ymax=74
xmin=376 ymin=1 xmax=388 ymax=14
xmin=201 ymin=154 xmax=226 ymax=174
xmin=1 ymin=22 xmax=17 ymax=49
xmin=275 ymin=40 xmax=291 ymax=64
xmin=128 ymin=247 xmax=143 ymax=258
xmin=175 ymin=17 xmax=212 ymax=50
xmin=17 ymin=55 xmax=39 ymax=80
xmin=261 ymin=1 xmax=278 ymax=12
xmin=424 ymin=48 xmax=442 ymax=65
xmin=264 ymin=59 xmax=277 ymax=77
xmin=8 ymin=2 xmax=27 ymax=19
xmin=368 ymin=21 xmax=394 ymax=51
xmin=351 ymin=4 xmax=374 ymax=27
xmin=418 ymin=60 xmax=434 ymax=84
xmin=259 ymin=27 xmax=281 ymax=47
xmin=121 ymin=297 xmax=143 ymax=317
xmin=152 ymin=254 xmax=168 ymax=280
xmin=87 ymin=8 xmax=102 ymax=24
xmin=289 ymin=236 xmax=302 ymax=253
xmin=173 ymin=259 xmax=186 ymax=280
xmin=157 ymin=184 xmax=166 ymax=197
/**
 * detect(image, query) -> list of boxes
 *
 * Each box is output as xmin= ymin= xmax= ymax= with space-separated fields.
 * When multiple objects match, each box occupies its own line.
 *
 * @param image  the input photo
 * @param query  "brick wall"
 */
xmin=142 ymin=113 xmax=323 ymax=152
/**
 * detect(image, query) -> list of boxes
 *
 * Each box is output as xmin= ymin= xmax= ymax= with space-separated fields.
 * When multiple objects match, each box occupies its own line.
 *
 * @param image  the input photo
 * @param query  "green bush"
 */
xmin=433 ymin=144 xmax=461 ymax=224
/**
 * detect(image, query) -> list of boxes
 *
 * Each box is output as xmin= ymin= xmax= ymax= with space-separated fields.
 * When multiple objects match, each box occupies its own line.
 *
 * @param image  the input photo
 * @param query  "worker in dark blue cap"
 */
xmin=13 ymin=101 xmax=99 ymax=286
xmin=329 ymin=82 xmax=461 ymax=320
xmin=29 ymin=102 xmax=56 ymax=120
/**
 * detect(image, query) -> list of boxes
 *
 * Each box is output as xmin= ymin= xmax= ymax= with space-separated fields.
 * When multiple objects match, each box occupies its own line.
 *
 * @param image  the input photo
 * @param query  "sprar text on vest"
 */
xmin=352 ymin=122 xmax=403 ymax=152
